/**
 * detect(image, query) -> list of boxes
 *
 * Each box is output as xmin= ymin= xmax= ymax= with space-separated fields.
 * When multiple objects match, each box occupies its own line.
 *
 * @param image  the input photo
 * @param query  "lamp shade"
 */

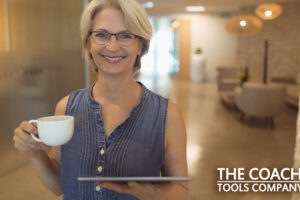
xmin=255 ymin=3 xmax=282 ymax=20
xmin=226 ymin=15 xmax=262 ymax=37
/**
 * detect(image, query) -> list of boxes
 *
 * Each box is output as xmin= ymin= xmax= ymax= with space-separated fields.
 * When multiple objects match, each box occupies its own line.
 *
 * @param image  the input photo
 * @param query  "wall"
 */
xmin=171 ymin=13 xmax=239 ymax=81
xmin=0 ymin=0 xmax=84 ymax=177
xmin=238 ymin=2 xmax=300 ymax=82
xmin=178 ymin=19 xmax=191 ymax=80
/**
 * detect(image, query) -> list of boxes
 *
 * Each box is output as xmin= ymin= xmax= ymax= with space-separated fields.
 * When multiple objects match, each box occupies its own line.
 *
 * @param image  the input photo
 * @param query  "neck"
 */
xmin=92 ymin=73 xmax=140 ymax=104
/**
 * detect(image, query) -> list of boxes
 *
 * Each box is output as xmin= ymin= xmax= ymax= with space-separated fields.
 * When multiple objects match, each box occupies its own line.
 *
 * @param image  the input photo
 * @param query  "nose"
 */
xmin=105 ymin=35 xmax=120 ymax=51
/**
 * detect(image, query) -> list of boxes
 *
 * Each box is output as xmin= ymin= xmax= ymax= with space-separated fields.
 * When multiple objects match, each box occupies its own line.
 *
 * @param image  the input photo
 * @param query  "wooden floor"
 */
xmin=0 ymin=77 xmax=298 ymax=200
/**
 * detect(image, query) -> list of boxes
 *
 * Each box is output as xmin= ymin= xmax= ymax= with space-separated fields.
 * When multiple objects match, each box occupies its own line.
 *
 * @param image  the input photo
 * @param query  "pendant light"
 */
xmin=255 ymin=3 xmax=282 ymax=20
xmin=225 ymin=15 xmax=263 ymax=37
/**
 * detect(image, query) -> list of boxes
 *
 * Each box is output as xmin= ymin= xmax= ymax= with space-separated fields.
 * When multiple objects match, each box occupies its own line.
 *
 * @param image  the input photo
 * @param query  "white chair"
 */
xmin=234 ymin=82 xmax=286 ymax=126
xmin=271 ymin=74 xmax=299 ymax=107
xmin=216 ymin=66 xmax=240 ymax=91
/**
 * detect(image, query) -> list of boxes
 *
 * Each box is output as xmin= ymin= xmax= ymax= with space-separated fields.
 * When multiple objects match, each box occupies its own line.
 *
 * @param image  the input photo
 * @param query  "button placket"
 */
xmin=94 ymin=107 xmax=106 ymax=194
xmin=95 ymin=185 xmax=101 ymax=192
xmin=97 ymin=165 xmax=103 ymax=173
xmin=96 ymin=146 xmax=106 ymax=175
xmin=100 ymin=148 xmax=105 ymax=155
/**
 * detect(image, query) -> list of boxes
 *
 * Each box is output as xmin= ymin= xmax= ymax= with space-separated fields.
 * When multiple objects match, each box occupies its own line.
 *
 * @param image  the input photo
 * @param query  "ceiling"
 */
xmin=138 ymin=0 xmax=299 ymax=15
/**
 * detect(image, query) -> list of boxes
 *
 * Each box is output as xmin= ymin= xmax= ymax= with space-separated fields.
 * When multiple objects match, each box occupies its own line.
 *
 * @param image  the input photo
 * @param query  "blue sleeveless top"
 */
xmin=61 ymin=82 xmax=168 ymax=200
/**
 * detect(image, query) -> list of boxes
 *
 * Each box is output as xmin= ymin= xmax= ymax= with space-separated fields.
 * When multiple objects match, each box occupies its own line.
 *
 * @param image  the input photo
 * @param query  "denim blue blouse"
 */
xmin=61 ymin=82 xmax=168 ymax=200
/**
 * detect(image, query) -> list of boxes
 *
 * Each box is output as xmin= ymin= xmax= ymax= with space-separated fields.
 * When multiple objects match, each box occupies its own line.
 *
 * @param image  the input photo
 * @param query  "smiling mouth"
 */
xmin=103 ymin=55 xmax=125 ymax=64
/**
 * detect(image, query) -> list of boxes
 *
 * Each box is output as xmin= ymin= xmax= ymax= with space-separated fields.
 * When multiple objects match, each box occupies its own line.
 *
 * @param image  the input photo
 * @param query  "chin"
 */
xmin=96 ymin=61 xmax=135 ymax=75
xmin=98 ymin=66 xmax=133 ymax=76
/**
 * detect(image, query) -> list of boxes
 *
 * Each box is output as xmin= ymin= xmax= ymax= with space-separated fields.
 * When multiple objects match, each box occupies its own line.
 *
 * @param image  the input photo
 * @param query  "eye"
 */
xmin=94 ymin=31 xmax=109 ymax=40
xmin=118 ymin=33 xmax=135 ymax=40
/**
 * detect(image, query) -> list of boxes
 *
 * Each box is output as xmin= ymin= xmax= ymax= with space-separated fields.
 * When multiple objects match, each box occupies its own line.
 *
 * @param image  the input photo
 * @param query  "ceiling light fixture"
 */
xmin=226 ymin=15 xmax=262 ymax=37
xmin=255 ymin=3 xmax=282 ymax=20
xmin=185 ymin=6 xmax=205 ymax=12
xmin=240 ymin=20 xmax=247 ymax=27
xmin=264 ymin=10 xmax=273 ymax=17
xmin=142 ymin=1 xmax=154 ymax=9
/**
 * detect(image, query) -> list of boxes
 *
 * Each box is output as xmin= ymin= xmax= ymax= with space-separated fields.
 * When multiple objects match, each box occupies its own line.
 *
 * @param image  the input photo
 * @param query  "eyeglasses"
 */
xmin=90 ymin=30 xmax=138 ymax=46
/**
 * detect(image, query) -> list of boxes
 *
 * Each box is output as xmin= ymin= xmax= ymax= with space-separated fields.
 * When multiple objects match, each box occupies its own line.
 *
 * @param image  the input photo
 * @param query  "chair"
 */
xmin=271 ymin=75 xmax=299 ymax=107
xmin=216 ymin=66 xmax=240 ymax=91
xmin=234 ymin=82 xmax=286 ymax=126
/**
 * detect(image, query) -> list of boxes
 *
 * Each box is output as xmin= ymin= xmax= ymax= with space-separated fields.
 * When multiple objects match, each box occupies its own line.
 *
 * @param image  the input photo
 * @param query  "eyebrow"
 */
xmin=92 ymin=28 xmax=130 ymax=33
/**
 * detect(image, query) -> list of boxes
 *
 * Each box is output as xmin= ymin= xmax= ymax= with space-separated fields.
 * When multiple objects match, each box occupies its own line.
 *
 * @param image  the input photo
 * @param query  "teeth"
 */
xmin=104 ymin=56 xmax=123 ymax=61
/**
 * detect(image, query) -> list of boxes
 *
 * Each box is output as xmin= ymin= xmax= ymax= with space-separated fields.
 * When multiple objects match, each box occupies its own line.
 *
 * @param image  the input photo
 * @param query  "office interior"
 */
xmin=0 ymin=0 xmax=299 ymax=199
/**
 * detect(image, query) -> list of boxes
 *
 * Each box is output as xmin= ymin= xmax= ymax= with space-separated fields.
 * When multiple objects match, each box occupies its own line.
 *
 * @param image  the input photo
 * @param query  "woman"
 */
xmin=13 ymin=0 xmax=188 ymax=199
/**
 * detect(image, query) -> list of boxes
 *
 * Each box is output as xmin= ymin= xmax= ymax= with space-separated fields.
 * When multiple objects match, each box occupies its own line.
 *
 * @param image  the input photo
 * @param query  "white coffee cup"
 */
xmin=29 ymin=115 xmax=74 ymax=146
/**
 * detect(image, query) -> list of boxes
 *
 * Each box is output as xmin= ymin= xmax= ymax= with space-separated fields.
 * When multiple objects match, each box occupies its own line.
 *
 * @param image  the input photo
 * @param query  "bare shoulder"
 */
xmin=55 ymin=95 xmax=69 ymax=115
xmin=165 ymin=101 xmax=186 ymax=147
xmin=166 ymin=101 xmax=186 ymax=138
xmin=167 ymin=101 xmax=184 ymax=122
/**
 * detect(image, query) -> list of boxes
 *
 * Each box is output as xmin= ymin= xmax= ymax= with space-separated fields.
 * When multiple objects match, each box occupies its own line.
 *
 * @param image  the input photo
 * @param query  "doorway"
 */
xmin=140 ymin=17 xmax=179 ymax=78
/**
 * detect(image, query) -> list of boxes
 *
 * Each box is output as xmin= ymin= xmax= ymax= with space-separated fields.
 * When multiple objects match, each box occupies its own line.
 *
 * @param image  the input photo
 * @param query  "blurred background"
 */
xmin=0 ymin=0 xmax=299 ymax=199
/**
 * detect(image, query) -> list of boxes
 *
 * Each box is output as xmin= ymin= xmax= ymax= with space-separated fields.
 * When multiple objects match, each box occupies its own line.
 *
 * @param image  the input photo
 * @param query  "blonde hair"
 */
xmin=80 ymin=0 xmax=152 ymax=72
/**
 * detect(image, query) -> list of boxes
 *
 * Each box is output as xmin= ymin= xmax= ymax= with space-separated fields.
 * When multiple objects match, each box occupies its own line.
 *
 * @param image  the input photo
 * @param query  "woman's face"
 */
xmin=89 ymin=8 xmax=142 ymax=76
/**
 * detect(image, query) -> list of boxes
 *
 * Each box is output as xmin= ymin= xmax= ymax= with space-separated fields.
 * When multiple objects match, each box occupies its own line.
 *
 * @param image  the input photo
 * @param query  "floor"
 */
xmin=0 ymin=77 xmax=298 ymax=200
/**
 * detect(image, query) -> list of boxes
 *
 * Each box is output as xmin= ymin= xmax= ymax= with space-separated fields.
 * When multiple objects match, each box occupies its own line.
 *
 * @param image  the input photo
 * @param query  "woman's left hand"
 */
xmin=98 ymin=181 xmax=173 ymax=200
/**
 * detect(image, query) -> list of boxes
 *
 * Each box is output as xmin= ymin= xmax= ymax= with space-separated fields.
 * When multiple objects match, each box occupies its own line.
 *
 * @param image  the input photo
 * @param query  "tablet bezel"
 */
xmin=77 ymin=177 xmax=192 ymax=182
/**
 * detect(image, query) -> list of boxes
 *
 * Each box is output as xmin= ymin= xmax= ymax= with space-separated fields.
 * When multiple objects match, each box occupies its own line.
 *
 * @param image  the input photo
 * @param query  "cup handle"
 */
xmin=29 ymin=120 xmax=43 ymax=143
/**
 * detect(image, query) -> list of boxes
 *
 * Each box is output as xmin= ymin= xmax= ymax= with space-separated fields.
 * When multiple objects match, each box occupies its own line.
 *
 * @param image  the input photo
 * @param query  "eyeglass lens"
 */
xmin=92 ymin=31 xmax=136 ymax=45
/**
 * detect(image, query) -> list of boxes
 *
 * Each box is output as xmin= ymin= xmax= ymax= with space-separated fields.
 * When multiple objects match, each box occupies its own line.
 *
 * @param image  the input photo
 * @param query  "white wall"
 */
xmin=172 ymin=14 xmax=238 ymax=81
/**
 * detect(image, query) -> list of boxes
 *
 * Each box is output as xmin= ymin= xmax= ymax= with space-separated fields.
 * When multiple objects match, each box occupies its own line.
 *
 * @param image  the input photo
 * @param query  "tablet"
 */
xmin=77 ymin=177 xmax=192 ymax=182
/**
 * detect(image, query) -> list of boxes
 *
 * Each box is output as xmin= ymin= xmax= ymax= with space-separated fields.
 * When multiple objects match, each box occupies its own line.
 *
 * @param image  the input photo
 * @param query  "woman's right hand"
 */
xmin=13 ymin=121 xmax=46 ymax=157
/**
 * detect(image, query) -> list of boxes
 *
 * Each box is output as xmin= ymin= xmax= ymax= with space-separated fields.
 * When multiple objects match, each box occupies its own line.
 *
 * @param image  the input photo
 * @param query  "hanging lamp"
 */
xmin=225 ymin=15 xmax=263 ymax=37
xmin=255 ymin=3 xmax=282 ymax=20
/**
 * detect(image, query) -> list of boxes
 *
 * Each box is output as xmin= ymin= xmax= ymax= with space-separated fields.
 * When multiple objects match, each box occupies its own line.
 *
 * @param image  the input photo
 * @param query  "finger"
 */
xmin=18 ymin=130 xmax=39 ymax=146
xmin=13 ymin=132 xmax=29 ymax=147
xmin=127 ymin=181 xmax=144 ymax=190
xmin=16 ymin=127 xmax=41 ymax=146
xmin=20 ymin=121 xmax=38 ymax=135
xmin=14 ymin=126 xmax=41 ymax=148
xmin=99 ymin=182 xmax=130 ymax=194
xmin=152 ymin=181 xmax=173 ymax=189
xmin=126 ymin=181 xmax=146 ymax=196
xmin=14 ymin=131 xmax=44 ymax=151
xmin=14 ymin=127 xmax=27 ymax=139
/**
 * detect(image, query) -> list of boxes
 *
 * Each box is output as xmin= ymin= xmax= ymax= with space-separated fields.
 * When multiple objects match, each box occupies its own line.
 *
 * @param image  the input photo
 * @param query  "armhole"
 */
xmin=161 ymin=98 xmax=169 ymax=169
xmin=64 ymin=89 xmax=79 ymax=115
xmin=65 ymin=92 xmax=74 ymax=115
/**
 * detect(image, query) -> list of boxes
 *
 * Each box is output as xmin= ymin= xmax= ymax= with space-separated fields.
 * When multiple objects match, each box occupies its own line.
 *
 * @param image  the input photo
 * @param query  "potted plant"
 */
xmin=240 ymin=66 xmax=251 ymax=86
xmin=191 ymin=47 xmax=206 ymax=82
xmin=195 ymin=48 xmax=202 ymax=54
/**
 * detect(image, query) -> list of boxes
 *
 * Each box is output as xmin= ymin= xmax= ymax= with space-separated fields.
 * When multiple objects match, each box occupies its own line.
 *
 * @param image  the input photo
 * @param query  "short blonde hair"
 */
xmin=80 ymin=0 xmax=152 ymax=72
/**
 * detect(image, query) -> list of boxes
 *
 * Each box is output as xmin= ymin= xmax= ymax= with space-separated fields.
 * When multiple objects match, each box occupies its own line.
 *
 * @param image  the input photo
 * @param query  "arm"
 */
xmin=13 ymin=96 xmax=69 ymax=196
xmin=159 ymin=101 xmax=189 ymax=199
xmin=99 ymin=102 xmax=189 ymax=200
xmin=31 ymin=96 xmax=69 ymax=195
